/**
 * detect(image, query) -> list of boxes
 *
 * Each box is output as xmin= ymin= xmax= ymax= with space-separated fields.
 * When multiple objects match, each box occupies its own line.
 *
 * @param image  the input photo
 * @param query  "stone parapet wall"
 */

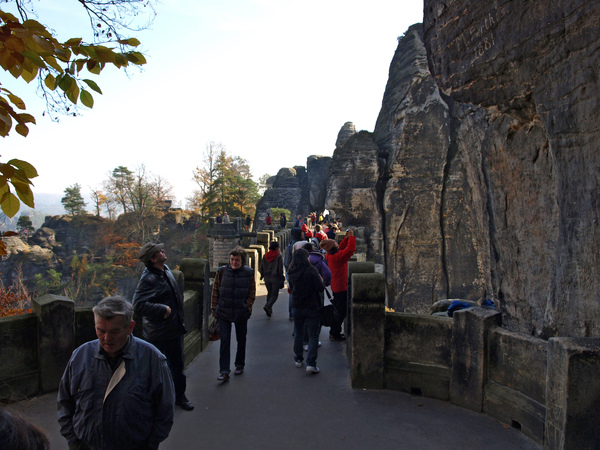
xmin=0 ymin=264 xmax=210 ymax=403
xmin=350 ymin=272 xmax=600 ymax=449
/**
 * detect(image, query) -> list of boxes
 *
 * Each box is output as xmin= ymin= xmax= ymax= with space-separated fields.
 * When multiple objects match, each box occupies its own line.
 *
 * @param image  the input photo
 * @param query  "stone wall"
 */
xmin=350 ymin=270 xmax=600 ymax=448
xmin=0 ymin=266 xmax=210 ymax=402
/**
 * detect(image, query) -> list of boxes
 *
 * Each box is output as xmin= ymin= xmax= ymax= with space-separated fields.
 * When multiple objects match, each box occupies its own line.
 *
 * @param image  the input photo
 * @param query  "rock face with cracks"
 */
xmin=257 ymin=1 xmax=600 ymax=339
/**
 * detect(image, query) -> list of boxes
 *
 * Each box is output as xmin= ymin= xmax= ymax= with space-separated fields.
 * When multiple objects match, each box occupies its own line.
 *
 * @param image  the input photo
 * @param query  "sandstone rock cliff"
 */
xmin=420 ymin=0 xmax=600 ymax=338
xmin=258 ymin=1 xmax=600 ymax=339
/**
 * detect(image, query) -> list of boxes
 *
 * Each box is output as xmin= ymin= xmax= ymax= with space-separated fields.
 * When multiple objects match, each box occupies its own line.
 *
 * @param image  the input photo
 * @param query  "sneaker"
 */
xmin=217 ymin=373 xmax=230 ymax=381
xmin=306 ymin=365 xmax=320 ymax=374
xmin=329 ymin=334 xmax=346 ymax=341
xmin=263 ymin=306 xmax=272 ymax=317
xmin=295 ymin=360 xmax=303 ymax=368
xmin=303 ymin=344 xmax=308 ymax=352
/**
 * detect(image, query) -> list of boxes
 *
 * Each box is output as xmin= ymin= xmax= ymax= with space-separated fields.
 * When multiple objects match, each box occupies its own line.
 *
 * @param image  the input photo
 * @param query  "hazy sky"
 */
xmin=2 ymin=0 xmax=423 ymax=208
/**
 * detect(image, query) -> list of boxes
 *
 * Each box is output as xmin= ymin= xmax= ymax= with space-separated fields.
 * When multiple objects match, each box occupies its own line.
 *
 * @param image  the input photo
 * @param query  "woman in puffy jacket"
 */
xmin=288 ymin=248 xmax=325 ymax=374
xmin=211 ymin=246 xmax=256 ymax=381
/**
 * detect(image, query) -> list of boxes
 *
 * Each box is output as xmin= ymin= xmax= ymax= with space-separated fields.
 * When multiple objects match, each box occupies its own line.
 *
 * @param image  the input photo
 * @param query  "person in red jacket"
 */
xmin=319 ymin=228 xmax=356 ymax=341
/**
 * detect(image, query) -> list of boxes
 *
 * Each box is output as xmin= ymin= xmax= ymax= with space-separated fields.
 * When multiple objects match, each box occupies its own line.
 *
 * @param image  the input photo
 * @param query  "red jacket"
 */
xmin=325 ymin=235 xmax=356 ymax=293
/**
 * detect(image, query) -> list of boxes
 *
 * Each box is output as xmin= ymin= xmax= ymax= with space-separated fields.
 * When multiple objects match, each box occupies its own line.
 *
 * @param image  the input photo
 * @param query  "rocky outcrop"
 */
xmin=257 ymin=1 xmax=600 ymax=340
xmin=419 ymin=0 xmax=600 ymax=338
xmin=307 ymin=156 xmax=331 ymax=214
xmin=255 ymin=161 xmax=331 ymax=231
xmin=324 ymin=131 xmax=382 ymax=262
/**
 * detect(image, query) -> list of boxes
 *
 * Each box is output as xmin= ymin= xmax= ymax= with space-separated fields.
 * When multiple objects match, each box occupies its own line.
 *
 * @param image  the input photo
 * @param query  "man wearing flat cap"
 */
xmin=133 ymin=242 xmax=194 ymax=411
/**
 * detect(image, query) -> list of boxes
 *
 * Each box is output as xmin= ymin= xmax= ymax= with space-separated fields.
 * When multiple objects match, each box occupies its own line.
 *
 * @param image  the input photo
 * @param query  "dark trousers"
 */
xmin=151 ymin=335 xmax=186 ymax=400
xmin=330 ymin=290 xmax=348 ymax=337
xmin=264 ymin=278 xmax=281 ymax=309
xmin=218 ymin=318 xmax=248 ymax=374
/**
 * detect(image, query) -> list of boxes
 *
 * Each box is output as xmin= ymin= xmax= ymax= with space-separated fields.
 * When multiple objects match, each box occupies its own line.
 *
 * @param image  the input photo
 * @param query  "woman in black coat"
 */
xmin=287 ymin=248 xmax=325 ymax=373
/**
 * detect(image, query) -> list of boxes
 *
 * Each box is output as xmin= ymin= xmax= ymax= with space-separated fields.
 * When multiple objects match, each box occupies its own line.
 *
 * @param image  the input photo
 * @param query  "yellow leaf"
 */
xmin=118 ymin=38 xmax=141 ymax=47
xmin=20 ymin=66 xmax=38 ymax=83
xmin=80 ymin=90 xmax=93 ymax=108
xmin=12 ymin=180 xmax=34 ymax=208
xmin=0 ymin=163 xmax=15 ymax=178
xmin=65 ymin=38 xmax=83 ymax=47
xmin=23 ymin=19 xmax=49 ymax=34
xmin=7 ymin=93 xmax=25 ymax=110
xmin=58 ymin=74 xmax=73 ymax=92
xmin=15 ymin=122 xmax=29 ymax=137
xmin=130 ymin=51 xmax=146 ymax=65
xmin=8 ymin=159 xmax=38 ymax=178
xmin=1 ymin=191 xmax=20 ymax=217
xmin=83 ymin=79 xmax=102 ymax=94
xmin=16 ymin=113 xmax=35 ymax=124
xmin=21 ymin=50 xmax=47 ymax=69
xmin=42 ymin=54 xmax=63 ymax=73
xmin=66 ymin=83 xmax=79 ymax=104
xmin=0 ymin=108 xmax=12 ymax=126
xmin=44 ymin=73 xmax=56 ymax=90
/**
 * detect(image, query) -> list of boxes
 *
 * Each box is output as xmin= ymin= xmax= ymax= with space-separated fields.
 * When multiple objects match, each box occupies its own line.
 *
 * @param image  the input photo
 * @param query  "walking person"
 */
xmin=320 ymin=228 xmax=356 ymax=341
xmin=58 ymin=296 xmax=175 ymax=449
xmin=288 ymin=248 xmax=326 ymax=374
xmin=133 ymin=242 xmax=193 ymax=411
xmin=260 ymin=241 xmax=284 ymax=317
xmin=301 ymin=242 xmax=332 ymax=350
xmin=211 ymin=246 xmax=256 ymax=381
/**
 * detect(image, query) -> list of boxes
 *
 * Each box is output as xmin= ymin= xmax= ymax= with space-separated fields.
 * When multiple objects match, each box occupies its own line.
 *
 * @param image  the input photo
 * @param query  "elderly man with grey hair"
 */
xmin=57 ymin=296 xmax=175 ymax=450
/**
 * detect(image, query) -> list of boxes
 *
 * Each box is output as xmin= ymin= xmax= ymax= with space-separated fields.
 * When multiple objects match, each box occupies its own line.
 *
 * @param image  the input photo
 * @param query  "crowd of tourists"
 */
xmin=5 ymin=215 xmax=355 ymax=449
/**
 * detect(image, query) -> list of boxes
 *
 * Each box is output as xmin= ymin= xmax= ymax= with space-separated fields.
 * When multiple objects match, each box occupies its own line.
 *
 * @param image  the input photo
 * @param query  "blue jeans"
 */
xmin=218 ymin=318 xmax=248 ymax=374
xmin=292 ymin=308 xmax=321 ymax=367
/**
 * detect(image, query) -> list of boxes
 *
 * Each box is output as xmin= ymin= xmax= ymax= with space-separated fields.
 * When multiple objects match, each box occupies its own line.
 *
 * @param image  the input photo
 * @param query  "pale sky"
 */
xmin=2 ymin=0 xmax=423 ymax=209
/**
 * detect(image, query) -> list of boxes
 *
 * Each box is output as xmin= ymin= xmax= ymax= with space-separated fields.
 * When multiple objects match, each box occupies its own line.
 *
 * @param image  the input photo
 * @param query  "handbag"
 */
xmin=208 ymin=318 xmax=220 ymax=341
xmin=320 ymin=304 xmax=338 ymax=327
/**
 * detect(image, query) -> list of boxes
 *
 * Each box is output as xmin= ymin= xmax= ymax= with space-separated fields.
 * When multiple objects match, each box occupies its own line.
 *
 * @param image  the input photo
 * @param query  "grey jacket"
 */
xmin=57 ymin=336 xmax=175 ymax=449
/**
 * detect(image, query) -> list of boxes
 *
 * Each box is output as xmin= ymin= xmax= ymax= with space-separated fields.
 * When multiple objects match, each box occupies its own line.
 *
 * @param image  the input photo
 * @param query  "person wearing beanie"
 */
xmin=259 ymin=241 xmax=284 ymax=317
xmin=320 ymin=229 xmax=356 ymax=341
xmin=133 ymin=242 xmax=193 ymax=411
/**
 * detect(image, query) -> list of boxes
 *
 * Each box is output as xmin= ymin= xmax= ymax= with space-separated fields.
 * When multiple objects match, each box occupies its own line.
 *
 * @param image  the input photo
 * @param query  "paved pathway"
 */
xmin=11 ymin=285 xmax=541 ymax=449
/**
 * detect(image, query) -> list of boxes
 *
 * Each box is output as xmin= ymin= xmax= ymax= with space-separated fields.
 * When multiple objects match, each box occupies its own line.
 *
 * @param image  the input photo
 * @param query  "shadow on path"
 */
xmin=11 ymin=284 xmax=541 ymax=449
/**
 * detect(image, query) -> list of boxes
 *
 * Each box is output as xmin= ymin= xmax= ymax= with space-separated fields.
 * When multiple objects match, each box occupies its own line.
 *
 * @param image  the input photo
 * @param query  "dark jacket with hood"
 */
xmin=259 ymin=250 xmax=284 ymax=282
xmin=133 ymin=264 xmax=186 ymax=342
xmin=288 ymin=263 xmax=325 ymax=309
xmin=211 ymin=264 xmax=256 ymax=321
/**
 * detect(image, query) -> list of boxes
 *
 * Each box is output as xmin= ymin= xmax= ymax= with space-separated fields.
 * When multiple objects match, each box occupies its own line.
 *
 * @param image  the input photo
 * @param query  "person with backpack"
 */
xmin=260 ymin=241 xmax=284 ymax=317
xmin=288 ymin=248 xmax=325 ymax=374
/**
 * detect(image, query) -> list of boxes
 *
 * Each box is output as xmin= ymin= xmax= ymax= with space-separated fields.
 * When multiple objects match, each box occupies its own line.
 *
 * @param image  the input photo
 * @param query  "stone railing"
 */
xmin=349 ymin=264 xmax=600 ymax=450
xmin=0 ymin=260 xmax=211 ymax=402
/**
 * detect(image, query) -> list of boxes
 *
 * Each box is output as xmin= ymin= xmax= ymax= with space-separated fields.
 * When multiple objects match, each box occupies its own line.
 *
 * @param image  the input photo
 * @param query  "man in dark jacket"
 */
xmin=259 ymin=241 xmax=284 ymax=317
xmin=133 ymin=242 xmax=194 ymax=411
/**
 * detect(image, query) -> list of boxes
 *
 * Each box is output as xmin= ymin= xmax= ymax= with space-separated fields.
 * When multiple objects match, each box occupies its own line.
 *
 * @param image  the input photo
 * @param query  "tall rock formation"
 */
xmin=324 ymin=130 xmax=383 ymax=262
xmin=255 ymin=1 xmax=600 ymax=338
xmin=420 ymin=0 xmax=600 ymax=338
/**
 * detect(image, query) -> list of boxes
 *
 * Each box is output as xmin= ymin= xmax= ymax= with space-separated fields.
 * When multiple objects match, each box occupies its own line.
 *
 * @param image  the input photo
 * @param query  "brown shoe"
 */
xmin=234 ymin=368 xmax=244 ymax=375
xmin=217 ymin=373 xmax=230 ymax=381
